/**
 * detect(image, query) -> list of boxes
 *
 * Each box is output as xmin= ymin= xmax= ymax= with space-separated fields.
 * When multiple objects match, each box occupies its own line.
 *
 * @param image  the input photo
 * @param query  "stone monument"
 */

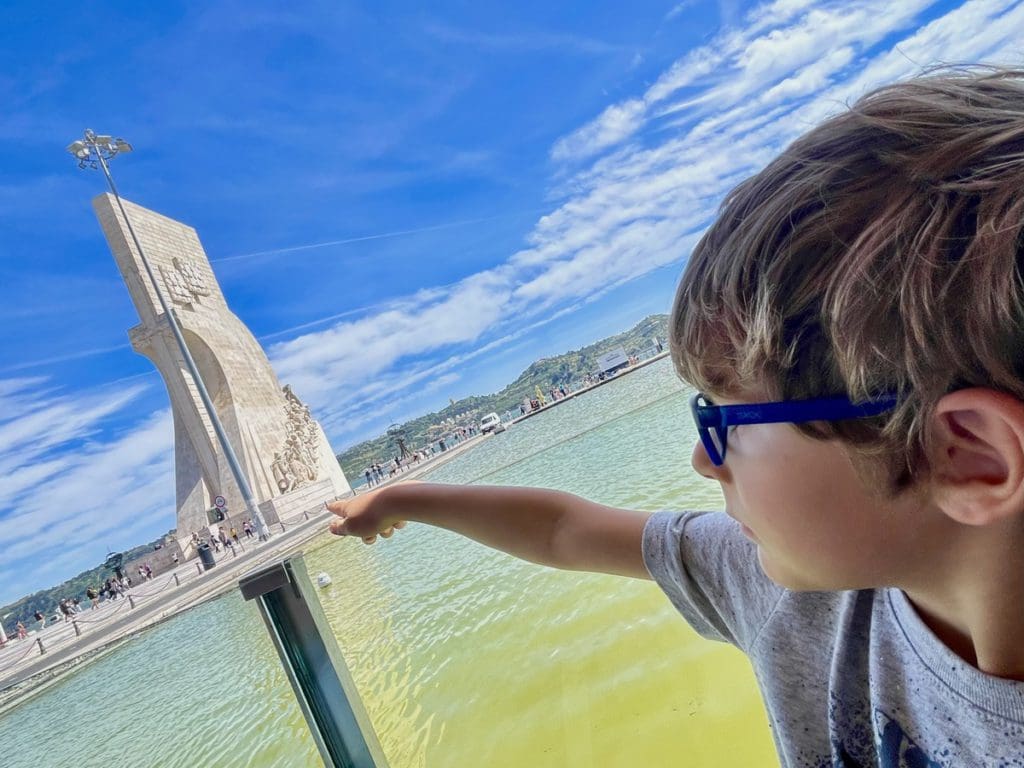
xmin=93 ymin=194 xmax=351 ymax=553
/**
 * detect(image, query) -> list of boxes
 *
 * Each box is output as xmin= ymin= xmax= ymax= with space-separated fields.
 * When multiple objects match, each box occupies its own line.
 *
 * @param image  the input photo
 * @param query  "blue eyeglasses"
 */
xmin=690 ymin=392 xmax=900 ymax=466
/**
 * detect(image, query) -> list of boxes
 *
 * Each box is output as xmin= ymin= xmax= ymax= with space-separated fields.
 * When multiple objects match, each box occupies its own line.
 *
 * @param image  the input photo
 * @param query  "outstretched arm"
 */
xmin=328 ymin=483 xmax=652 ymax=579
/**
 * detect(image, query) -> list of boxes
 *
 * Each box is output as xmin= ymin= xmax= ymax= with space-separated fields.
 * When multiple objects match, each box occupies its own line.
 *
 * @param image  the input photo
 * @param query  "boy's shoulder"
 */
xmin=644 ymin=510 xmax=1024 ymax=765
xmin=643 ymin=509 xmax=785 ymax=649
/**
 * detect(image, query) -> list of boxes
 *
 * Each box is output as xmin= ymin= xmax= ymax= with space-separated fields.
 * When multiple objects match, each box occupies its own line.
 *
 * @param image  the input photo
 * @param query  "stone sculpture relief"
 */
xmin=160 ymin=257 xmax=211 ymax=307
xmin=175 ymin=257 xmax=211 ymax=299
xmin=273 ymin=385 xmax=321 ymax=493
xmin=160 ymin=263 xmax=194 ymax=306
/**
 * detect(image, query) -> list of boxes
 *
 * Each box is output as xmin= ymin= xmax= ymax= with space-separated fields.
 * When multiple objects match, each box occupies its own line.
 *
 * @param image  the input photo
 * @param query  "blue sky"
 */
xmin=2 ymin=0 xmax=1023 ymax=605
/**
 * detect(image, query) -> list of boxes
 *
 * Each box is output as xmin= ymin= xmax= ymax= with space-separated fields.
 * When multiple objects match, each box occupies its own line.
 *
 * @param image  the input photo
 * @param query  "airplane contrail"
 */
xmin=211 ymin=208 xmax=544 ymax=264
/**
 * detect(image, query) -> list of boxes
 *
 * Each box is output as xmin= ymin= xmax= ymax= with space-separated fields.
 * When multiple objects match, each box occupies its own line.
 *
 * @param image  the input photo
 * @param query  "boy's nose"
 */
xmin=691 ymin=439 xmax=728 ymax=481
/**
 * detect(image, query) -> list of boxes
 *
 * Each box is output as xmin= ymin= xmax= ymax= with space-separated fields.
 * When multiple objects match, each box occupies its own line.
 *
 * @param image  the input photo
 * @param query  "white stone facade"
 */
xmin=93 ymin=194 xmax=351 ymax=548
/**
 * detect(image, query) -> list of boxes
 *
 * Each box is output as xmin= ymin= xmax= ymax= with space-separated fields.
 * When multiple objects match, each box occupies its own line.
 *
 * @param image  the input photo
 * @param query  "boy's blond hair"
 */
xmin=671 ymin=67 xmax=1024 ymax=489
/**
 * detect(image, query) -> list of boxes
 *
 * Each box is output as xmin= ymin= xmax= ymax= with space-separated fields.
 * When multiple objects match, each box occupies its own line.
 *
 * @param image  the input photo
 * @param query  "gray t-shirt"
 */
xmin=642 ymin=510 xmax=1024 ymax=767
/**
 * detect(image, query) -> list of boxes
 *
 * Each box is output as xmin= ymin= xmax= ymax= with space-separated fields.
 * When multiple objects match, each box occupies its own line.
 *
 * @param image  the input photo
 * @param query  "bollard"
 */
xmin=174 ymin=573 xmax=180 ymax=587
xmin=196 ymin=562 xmax=203 ymax=575
xmin=73 ymin=620 xmax=81 ymax=637
xmin=280 ymin=521 xmax=287 ymax=532
xmin=304 ymin=511 xmax=310 ymax=521
xmin=128 ymin=595 xmax=136 ymax=609
xmin=37 ymin=637 xmax=45 ymax=655
xmin=231 ymin=546 xmax=238 ymax=558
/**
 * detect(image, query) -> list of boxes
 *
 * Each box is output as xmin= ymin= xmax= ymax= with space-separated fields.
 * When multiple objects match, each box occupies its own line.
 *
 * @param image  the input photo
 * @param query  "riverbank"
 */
xmin=510 ymin=349 xmax=670 ymax=424
xmin=0 ymin=356 xmax=671 ymax=713
xmin=0 ymin=430 xmax=490 ymax=715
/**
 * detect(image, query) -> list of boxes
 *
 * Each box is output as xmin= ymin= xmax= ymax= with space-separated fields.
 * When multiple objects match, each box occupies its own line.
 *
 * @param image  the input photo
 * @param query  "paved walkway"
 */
xmin=0 ymin=507 xmax=333 ymax=708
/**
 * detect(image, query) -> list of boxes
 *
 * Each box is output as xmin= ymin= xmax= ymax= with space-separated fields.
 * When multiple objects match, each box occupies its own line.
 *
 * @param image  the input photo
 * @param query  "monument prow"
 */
xmin=93 ymin=194 xmax=350 ymax=550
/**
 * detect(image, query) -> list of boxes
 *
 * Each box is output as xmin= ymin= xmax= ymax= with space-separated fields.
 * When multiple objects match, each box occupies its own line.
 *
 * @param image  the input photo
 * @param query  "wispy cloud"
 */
xmin=665 ymin=1 xmax=700 ymax=21
xmin=553 ymin=0 xmax=935 ymax=162
xmin=212 ymin=209 xmax=545 ymax=265
xmin=268 ymin=0 xmax=1024 ymax=451
xmin=0 ymin=378 xmax=171 ymax=606
xmin=422 ymin=22 xmax=632 ymax=56
xmin=0 ymin=342 xmax=132 ymax=373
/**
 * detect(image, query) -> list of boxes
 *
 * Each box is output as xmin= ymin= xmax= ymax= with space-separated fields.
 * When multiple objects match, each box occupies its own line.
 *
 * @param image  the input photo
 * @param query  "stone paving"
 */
xmin=0 ymin=509 xmax=331 ymax=708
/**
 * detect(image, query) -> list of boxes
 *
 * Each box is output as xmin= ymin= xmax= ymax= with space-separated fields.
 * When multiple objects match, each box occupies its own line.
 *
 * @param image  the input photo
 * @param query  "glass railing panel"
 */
xmin=0 ymin=592 xmax=323 ymax=768
xmin=302 ymin=357 xmax=777 ymax=767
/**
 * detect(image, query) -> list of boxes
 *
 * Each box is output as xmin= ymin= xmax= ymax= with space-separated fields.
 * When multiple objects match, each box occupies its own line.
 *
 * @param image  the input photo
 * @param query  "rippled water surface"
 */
xmin=0 ymin=359 xmax=776 ymax=767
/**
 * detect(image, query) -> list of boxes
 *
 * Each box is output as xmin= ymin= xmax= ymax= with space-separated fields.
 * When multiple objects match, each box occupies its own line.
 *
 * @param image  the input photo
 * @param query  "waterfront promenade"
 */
xmin=508 ymin=350 xmax=670 ymax=426
xmin=0 ymin=353 xmax=669 ymax=711
xmin=0 ymin=431 xmax=487 ymax=713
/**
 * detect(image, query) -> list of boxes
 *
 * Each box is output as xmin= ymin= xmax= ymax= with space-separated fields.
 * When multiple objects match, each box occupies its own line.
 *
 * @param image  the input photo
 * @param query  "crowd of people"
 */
xmin=189 ymin=518 xmax=256 ymax=554
xmin=1 ymin=571 xmax=143 ymax=644
xmin=361 ymin=425 xmax=482 ymax=488
xmin=2 ymin=520 xmax=266 ymax=648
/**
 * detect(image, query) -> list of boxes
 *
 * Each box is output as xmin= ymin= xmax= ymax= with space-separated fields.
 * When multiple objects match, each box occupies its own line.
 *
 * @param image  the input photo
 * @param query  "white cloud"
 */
xmin=8 ymin=0 xmax=1024 ymax=604
xmin=551 ymin=99 xmax=647 ymax=162
xmin=552 ymin=0 xmax=937 ymax=163
xmin=261 ymin=0 xmax=1024 ymax=456
xmin=0 ymin=377 xmax=173 ymax=606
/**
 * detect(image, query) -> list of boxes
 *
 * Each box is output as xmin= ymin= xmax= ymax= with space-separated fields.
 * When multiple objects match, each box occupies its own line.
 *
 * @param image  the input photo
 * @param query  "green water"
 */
xmin=0 ymin=358 xmax=777 ymax=767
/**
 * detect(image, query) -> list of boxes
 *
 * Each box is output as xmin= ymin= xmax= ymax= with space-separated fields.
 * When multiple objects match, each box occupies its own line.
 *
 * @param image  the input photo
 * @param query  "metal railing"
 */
xmin=239 ymin=555 xmax=389 ymax=768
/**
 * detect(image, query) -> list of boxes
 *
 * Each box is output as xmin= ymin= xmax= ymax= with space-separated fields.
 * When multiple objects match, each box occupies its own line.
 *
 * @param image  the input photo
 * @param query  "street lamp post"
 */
xmin=67 ymin=129 xmax=270 ymax=542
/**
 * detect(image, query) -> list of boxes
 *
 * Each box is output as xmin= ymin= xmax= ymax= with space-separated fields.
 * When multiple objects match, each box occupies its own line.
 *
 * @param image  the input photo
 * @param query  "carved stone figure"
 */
xmin=277 ymin=385 xmax=320 ymax=491
xmin=271 ymin=452 xmax=296 ymax=493
xmin=288 ymin=453 xmax=312 ymax=486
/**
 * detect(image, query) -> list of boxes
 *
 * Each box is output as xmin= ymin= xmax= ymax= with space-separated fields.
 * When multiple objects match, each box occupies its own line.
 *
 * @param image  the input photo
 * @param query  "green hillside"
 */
xmin=336 ymin=313 xmax=669 ymax=478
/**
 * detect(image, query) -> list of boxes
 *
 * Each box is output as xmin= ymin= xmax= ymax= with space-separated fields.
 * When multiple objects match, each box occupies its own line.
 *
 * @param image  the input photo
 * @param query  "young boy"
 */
xmin=328 ymin=67 xmax=1024 ymax=765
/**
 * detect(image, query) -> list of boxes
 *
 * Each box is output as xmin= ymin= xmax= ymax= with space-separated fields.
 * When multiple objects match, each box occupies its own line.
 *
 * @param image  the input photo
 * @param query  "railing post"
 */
xmin=304 ymin=511 xmax=310 ymax=521
xmin=128 ymin=595 xmax=136 ymax=609
xmin=174 ymin=573 xmax=181 ymax=587
xmin=73 ymin=621 xmax=81 ymax=637
xmin=37 ymin=637 xmax=45 ymax=655
xmin=196 ymin=562 xmax=203 ymax=575
xmin=239 ymin=558 xmax=391 ymax=768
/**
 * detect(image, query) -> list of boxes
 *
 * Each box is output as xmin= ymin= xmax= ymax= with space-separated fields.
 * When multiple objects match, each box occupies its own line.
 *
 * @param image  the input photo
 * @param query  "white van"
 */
xmin=479 ymin=412 xmax=502 ymax=433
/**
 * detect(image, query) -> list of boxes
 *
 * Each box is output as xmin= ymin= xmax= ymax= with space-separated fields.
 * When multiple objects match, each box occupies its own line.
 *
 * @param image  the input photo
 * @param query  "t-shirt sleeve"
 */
xmin=642 ymin=510 xmax=785 ymax=652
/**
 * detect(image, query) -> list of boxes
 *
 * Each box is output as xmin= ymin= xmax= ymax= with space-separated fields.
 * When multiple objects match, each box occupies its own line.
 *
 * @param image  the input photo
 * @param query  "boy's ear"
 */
xmin=927 ymin=388 xmax=1024 ymax=526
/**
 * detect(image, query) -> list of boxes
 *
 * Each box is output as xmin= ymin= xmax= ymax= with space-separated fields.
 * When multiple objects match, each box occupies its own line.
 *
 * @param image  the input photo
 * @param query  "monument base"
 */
xmin=258 ymin=478 xmax=345 ymax=528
